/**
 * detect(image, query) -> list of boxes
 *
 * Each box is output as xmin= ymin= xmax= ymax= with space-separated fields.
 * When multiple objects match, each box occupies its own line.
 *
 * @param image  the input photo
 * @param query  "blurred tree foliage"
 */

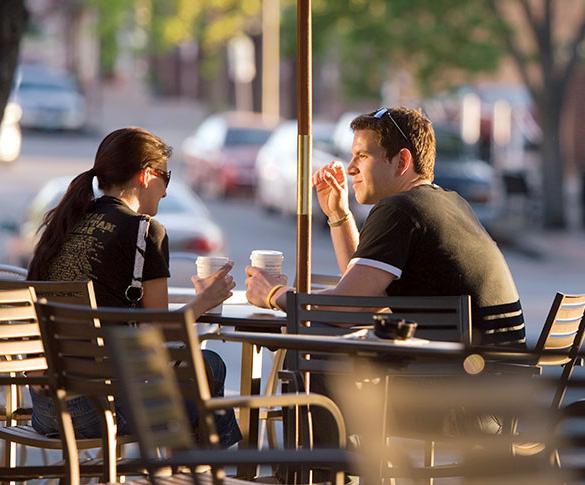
xmin=281 ymin=0 xmax=503 ymax=100
xmin=89 ymin=0 xmax=503 ymax=98
xmin=88 ymin=0 xmax=134 ymax=78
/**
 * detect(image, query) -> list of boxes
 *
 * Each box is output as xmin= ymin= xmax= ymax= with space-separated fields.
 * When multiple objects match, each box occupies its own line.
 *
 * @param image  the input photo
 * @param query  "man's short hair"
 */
xmin=350 ymin=107 xmax=436 ymax=181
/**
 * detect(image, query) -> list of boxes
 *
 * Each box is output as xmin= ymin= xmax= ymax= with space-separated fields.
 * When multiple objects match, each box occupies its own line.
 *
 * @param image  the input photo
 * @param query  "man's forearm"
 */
xmin=329 ymin=211 xmax=359 ymax=273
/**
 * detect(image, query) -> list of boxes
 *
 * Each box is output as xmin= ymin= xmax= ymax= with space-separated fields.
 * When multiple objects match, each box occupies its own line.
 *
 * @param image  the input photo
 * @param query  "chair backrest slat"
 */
xmin=0 ymin=280 xmax=97 ymax=307
xmin=0 ymin=306 xmax=37 ymax=322
xmin=0 ymin=357 xmax=47 ymax=373
xmin=0 ymin=287 xmax=47 ymax=376
xmin=536 ymin=293 xmax=585 ymax=355
xmin=61 ymin=376 xmax=114 ymax=396
xmin=57 ymin=340 xmax=108 ymax=360
xmin=0 ymin=339 xmax=44 ymax=356
xmin=0 ymin=322 xmax=40 ymax=338
xmin=288 ymin=292 xmax=471 ymax=344
xmin=0 ymin=288 xmax=36 ymax=304
xmin=532 ymin=292 xmax=585 ymax=411
xmin=544 ymin=334 xmax=581 ymax=350
xmin=61 ymin=357 xmax=114 ymax=378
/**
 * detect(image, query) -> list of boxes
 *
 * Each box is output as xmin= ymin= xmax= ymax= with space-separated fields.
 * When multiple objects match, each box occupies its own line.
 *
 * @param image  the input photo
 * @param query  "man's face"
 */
xmin=347 ymin=129 xmax=397 ymax=205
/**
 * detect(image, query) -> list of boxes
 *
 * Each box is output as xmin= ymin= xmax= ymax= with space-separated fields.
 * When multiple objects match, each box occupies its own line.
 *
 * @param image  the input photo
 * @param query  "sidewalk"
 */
xmin=518 ymin=229 xmax=584 ymax=263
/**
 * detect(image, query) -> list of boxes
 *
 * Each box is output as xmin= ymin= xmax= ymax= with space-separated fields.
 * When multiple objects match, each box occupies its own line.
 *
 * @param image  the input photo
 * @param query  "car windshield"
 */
xmin=435 ymin=127 xmax=475 ymax=161
xmin=224 ymin=127 xmax=272 ymax=146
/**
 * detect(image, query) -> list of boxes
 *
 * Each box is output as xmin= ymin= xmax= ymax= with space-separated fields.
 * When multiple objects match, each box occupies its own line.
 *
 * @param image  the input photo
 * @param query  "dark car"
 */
xmin=181 ymin=112 xmax=278 ymax=197
xmin=433 ymin=125 xmax=504 ymax=230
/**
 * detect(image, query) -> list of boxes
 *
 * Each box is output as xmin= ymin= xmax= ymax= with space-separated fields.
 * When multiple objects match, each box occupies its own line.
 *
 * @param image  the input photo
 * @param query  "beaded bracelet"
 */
xmin=327 ymin=212 xmax=350 ymax=227
xmin=265 ymin=284 xmax=285 ymax=310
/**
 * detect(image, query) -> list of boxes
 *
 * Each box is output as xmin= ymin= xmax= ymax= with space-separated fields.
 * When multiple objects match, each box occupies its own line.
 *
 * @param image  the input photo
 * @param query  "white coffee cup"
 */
xmin=250 ymin=250 xmax=284 ymax=275
xmin=195 ymin=256 xmax=230 ymax=314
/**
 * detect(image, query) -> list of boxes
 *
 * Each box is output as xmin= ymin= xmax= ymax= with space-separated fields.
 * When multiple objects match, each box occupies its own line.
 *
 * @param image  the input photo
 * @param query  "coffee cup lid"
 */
xmin=196 ymin=256 xmax=229 ymax=264
xmin=250 ymin=250 xmax=283 ymax=259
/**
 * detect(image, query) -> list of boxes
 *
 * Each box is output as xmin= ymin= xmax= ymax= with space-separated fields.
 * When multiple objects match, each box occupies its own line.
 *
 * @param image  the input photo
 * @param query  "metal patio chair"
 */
xmin=107 ymin=324 xmax=353 ymax=485
xmin=33 ymin=300 xmax=349 ymax=484
xmin=0 ymin=282 xmax=136 ymax=483
xmin=331 ymin=360 xmax=565 ymax=484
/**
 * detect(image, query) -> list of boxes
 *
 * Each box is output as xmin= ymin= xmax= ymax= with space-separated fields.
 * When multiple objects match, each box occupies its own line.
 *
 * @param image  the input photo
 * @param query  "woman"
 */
xmin=27 ymin=127 xmax=241 ymax=447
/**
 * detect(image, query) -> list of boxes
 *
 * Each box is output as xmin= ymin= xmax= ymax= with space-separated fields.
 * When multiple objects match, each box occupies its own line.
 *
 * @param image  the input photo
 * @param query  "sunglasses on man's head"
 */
xmin=372 ymin=107 xmax=412 ymax=148
xmin=150 ymin=167 xmax=172 ymax=188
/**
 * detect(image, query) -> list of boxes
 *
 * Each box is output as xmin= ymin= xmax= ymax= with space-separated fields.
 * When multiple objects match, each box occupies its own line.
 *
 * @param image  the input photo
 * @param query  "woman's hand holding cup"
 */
xmin=192 ymin=257 xmax=235 ymax=314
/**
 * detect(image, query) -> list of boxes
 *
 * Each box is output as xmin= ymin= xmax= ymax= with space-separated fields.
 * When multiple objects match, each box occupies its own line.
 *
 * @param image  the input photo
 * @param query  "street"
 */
xmin=1 ymin=128 xmax=585 ymax=397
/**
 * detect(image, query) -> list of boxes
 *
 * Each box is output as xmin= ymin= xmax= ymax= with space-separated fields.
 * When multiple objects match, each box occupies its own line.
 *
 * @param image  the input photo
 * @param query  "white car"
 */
xmin=0 ymin=101 xmax=22 ymax=163
xmin=255 ymin=120 xmax=372 ymax=227
xmin=256 ymin=121 xmax=335 ymax=218
xmin=6 ymin=177 xmax=225 ymax=267
xmin=16 ymin=64 xmax=87 ymax=131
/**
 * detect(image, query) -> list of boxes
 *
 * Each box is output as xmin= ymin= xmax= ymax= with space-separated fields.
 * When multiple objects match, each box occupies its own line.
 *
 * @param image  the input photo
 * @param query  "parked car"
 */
xmin=181 ymin=112 xmax=278 ymax=197
xmin=331 ymin=111 xmax=502 ymax=229
xmin=5 ymin=177 xmax=224 ymax=267
xmin=255 ymin=120 xmax=372 ymax=227
xmin=15 ymin=64 xmax=87 ymax=131
xmin=433 ymin=125 xmax=504 ymax=230
xmin=0 ymin=100 xmax=22 ymax=163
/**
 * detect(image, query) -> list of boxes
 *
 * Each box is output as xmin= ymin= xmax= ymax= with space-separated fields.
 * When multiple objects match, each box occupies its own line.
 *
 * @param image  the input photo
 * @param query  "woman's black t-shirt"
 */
xmin=46 ymin=196 xmax=170 ymax=307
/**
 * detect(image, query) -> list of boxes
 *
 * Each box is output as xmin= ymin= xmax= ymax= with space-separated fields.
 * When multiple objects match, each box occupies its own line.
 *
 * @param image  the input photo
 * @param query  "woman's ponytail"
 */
xmin=27 ymin=169 xmax=96 ymax=279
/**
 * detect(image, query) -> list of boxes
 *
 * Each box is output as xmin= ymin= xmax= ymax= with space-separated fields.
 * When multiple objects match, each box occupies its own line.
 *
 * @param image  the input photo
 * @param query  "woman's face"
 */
xmin=139 ymin=165 xmax=169 ymax=216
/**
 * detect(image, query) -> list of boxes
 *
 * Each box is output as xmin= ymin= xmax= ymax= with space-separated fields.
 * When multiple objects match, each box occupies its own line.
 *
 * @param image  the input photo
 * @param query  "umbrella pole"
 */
xmin=296 ymin=0 xmax=312 ymax=294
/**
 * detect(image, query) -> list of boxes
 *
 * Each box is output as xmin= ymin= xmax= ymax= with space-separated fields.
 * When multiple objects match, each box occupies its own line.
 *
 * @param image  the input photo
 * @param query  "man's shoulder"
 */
xmin=372 ymin=188 xmax=426 ymax=219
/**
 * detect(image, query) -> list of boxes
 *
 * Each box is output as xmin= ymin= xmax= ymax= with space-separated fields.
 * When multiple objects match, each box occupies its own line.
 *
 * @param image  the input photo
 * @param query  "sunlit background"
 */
xmin=0 ymin=0 xmax=584 ymax=339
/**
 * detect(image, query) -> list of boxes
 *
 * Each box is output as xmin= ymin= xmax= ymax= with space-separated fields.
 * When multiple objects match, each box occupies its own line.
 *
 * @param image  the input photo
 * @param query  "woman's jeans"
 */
xmin=30 ymin=349 xmax=242 ymax=448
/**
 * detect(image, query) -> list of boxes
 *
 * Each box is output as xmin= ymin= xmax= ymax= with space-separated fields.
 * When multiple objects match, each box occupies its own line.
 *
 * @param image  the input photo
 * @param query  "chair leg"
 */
xmin=424 ymin=441 xmax=435 ymax=485
xmin=266 ymin=349 xmax=287 ymax=454
xmin=3 ymin=383 xmax=18 ymax=485
xmin=54 ymin=389 xmax=80 ymax=485
xmin=101 ymin=406 xmax=117 ymax=483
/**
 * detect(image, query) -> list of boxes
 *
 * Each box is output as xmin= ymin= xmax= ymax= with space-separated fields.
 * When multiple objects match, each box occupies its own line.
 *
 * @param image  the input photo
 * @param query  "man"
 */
xmin=246 ymin=106 xmax=525 ymax=346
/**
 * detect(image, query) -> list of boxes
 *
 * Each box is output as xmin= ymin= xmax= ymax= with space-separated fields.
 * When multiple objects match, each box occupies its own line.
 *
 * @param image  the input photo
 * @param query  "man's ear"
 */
xmin=139 ymin=168 xmax=148 ymax=187
xmin=396 ymin=148 xmax=413 ymax=176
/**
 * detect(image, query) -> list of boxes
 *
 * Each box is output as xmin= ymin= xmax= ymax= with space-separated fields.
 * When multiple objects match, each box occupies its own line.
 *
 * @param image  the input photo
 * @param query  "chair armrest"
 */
xmin=483 ymin=361 xmax=542 ymax=376
xmin=206 ymin=393 xmax=347 ymax=448
xmin=0 ymin=375 xmax=49 ymax=386
xmin=150 ymin=448 xmax=356 ymax=471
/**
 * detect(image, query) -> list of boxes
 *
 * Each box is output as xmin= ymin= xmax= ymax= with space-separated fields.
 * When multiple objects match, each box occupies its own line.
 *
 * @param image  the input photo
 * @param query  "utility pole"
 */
xmin=262 ymin=0 xmax=280 ymax=120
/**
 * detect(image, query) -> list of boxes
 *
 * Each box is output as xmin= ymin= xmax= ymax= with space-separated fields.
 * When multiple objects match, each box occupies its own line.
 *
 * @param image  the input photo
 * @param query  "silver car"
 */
xmin=16 ymin=64 xmax=87 ymax=131
xmin=6 ymin=177 xmax=225 ymax=266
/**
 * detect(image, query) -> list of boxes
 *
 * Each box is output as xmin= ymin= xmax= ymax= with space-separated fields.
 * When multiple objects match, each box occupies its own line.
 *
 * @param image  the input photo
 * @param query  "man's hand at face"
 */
xmin=313 ymin=161 xmax=350 ymax=220
xmin=245 ymin=266 xmax=289 ymax=309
